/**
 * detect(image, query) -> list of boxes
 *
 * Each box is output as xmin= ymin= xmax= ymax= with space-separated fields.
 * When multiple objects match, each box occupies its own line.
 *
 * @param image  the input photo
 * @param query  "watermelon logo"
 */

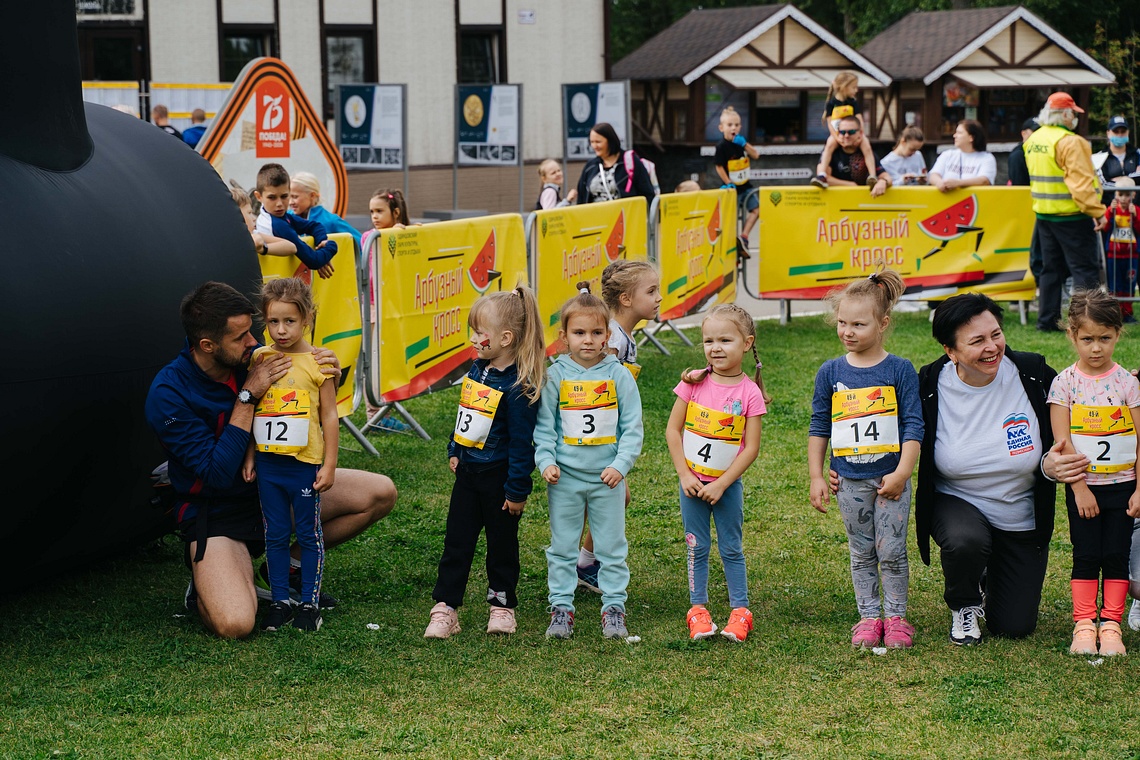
xmin=291 ymin=263 xmax=312 ymax=285
xmin=919 ymin=193 xmax=983 ymax=259
xmin=769 ymin=191 xmax=782 ymax=207
xmin=1111 ymin=407 xmax=1125 ymax=429
xmin=707 ymin=201 xmax=721 ymax=245
xmin=387 ymin=235 xmax=397 ymax=258
xmin=468 ymin=229 xmax=501 ymax=293
xmin=605 ymin=210 xmax=626 ymax=261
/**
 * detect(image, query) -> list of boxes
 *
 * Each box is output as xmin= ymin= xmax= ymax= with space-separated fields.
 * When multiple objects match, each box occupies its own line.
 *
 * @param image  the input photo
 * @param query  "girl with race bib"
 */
xmin=574 ymin=260 xmax=663 ymax=594
xmin=1047 ymin=288 xmax=1140 ymax=656
xmin=423 ymin=286 xmax=546 ymax=639
xmin=242 ymin=278 xmax=338 ymax=633
xmin=808 ymin=271 xmax=924 ymax=649
xmin=535 ymin=284 xmax=644 ymax=640
xmin=665 ymin=304 xmax=768 ymax=642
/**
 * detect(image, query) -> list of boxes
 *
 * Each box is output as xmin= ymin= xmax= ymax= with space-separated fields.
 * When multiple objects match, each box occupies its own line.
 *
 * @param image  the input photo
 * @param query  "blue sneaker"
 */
xmin=365 ymin=415 xmax=412 ymax=434
xmin=576 ymin=562 xmax=601 ymax=594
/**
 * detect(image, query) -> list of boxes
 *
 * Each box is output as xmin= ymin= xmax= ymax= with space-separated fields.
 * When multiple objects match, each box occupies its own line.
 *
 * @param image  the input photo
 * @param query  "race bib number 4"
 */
xmin=453 ymin=377 xmax=503 ymax=449
xmin=682 ymin=401 xmax=744 ymax=478
xmin=1071 ymin=404 xmax=1137 ymax=474
xmin=254 ymin=387 xmax=311 ymax=454
xmin=559 ymin=379 xmax=618 ymax=445
xmin=830 ymin=386 xmax=900 ymax=457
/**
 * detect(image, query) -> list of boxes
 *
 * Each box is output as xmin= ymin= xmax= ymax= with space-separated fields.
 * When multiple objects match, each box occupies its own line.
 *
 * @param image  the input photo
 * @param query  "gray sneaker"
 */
xmin=601 ymin=605 xmax=628 ymax=639
xmin=545 ymin=606 xmax=574 ymax=639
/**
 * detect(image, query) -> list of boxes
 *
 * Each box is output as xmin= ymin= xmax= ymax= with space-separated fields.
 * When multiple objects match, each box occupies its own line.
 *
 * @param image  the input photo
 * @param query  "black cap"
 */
xmin=1108 ymin=115 xmax=1129 ymax=131
xmin=1021 ymin=118 xmax=1040 ymax=132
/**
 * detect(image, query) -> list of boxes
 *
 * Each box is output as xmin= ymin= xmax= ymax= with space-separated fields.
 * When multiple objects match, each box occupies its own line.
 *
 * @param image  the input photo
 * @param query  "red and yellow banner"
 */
xmin=532 ymin=197 xmax=648 ymax=353
xmin=656 ymin=188 xmax=737 ymax=320
xmin=257 ymin=232 xmax=360 ymax=417
xmin=757 ymin=186 xmax=1034 ymax=301
xmin=374 ymin=214 xmax=528 ymax=403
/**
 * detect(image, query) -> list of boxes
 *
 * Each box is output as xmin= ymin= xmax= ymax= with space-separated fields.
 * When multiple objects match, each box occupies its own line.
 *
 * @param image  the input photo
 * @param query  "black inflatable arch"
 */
xmin=1 ymin=2 xmax=262 ymax=582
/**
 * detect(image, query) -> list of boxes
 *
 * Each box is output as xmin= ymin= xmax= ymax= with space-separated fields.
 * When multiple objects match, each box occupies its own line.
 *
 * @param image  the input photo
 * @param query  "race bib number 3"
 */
xmin=830 ymin=386 xmax=900 ymax=457
xmin=559 ymin=379 xmax=618 ymax=445
xmin=254 ymin=387 xmax=311 ymax=454
xmin=682 ymin=401 xmax=744 ymax=478
xmin=453 ymin=377 xmax=503 ymax=449
xmin=1071 ymin=404 xmax=1137 ymax=474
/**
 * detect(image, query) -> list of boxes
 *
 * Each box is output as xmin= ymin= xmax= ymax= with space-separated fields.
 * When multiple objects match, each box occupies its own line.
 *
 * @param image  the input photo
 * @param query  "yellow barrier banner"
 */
xmin=375 ymin=214 xmax=528 ymax=403
xmin=757 ymin=186 xmax=1034 ymax=301
xmin=656 ymin=188 xmax=738 ymax=320
xmin=257 ymin=231 xmax=361 ymax=418
xmin=533 ymin=197 xmax=648 ymax=353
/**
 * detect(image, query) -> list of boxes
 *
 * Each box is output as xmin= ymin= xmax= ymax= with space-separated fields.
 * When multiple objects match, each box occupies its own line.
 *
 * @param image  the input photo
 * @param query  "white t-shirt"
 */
xmin=933 ymin=357 xmax=1039 ymax=531
xmin=880 ymin=150 xmax=927 ymax=184
xmin=930 ymin=149 xmax=997 ymax=185
xmin=607 ymin=319 xmax=637 ymax=364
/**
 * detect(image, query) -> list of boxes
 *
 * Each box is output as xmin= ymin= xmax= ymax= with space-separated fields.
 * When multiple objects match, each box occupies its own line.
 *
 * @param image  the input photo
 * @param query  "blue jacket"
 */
xmin=292 ymin=205 xmax=362 ymax=252
xmin=182 ymin=124 xmax=207 ymax=148
xmin=256 ymin=207 xmax=338 ymax=270
xmin=534 ymin=354 xmax=643 ymax=478
xmin=448 ymin=360 xmax=538 ymax=502
xmin=144 ymin=342 xmax=256 ymax=523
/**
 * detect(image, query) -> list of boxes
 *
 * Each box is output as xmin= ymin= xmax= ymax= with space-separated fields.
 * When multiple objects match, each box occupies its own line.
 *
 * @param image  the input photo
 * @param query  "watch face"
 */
xmin=239 ymin=389 xmax=253 ymax=404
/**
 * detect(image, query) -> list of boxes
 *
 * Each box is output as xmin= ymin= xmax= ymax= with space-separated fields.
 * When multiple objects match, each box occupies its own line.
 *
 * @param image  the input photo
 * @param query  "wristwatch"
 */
xmin=237 ymin=388 xmax=256 ymax=405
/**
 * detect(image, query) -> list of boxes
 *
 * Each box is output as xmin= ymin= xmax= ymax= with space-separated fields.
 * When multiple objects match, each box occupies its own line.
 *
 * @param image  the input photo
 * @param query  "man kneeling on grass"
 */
xmin=145 ymin=282 xmax=396 ymax=638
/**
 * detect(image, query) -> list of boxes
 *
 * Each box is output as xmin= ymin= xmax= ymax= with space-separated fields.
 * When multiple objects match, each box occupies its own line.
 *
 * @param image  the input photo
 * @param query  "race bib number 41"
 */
xmin=254 ymin=387 xmax=311 ymax=454
xmin=453 ymin=377 xmax=503 ymax=449
xmin=1071 ymin=404 xmax=1137 ymax=474
xmin=830 ymin=386 xmax=900 ymax=457
xmin=682 ymin=401 xmax=744 ymax=478
xmin=559 ymin=379 xmax=618 ymax=445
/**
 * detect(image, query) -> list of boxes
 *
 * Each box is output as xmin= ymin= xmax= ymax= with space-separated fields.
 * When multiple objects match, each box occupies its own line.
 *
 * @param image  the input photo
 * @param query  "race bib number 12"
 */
xmin=830 ymin=386 xmax=900 ymax=457
xmin=559 ymin=379 xmax=618 ymax=445
xmin=254 ymin=387 xmax=311 ymax=454
xmin=1071 ymin=404 xmax=1137 ymax=474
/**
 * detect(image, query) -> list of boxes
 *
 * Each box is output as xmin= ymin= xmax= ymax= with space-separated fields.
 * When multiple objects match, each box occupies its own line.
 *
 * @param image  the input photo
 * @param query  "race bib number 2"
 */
xmin=559 ymin=379 xmax=618 ymax=445
xmin=1071 ymin=404 xmax=1137 ymax=474
xmin=254 ymin=387 xmax=311 ymax=454
xmin=682 ymin=401 xmax=745 ymax=478
xmin=453 ymin=377 xmax=503 ymax=449
xmin=830 ymin=386 xmax=900 ymax=457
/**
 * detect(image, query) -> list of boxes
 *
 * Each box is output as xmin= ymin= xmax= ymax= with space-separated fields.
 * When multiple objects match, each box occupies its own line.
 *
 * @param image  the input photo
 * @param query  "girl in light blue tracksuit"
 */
xmin=535 ymin=284 xmax=644 ymax=639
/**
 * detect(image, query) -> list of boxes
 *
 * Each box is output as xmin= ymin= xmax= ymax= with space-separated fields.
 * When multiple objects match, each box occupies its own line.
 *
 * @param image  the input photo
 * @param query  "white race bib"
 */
xmin=254 ymin=387 xmax=311 ymax=454
xmin=453 ymin=377 xmax=503 ymax=450
xmin=559 ymin=379 xmax=618 ymax=445
xmin=1071 ymin=404 xmax=1137 ymax=474
xmin=682 ymin=401 xmax=745 ymax=478
xmin=830 ymin=386 xmax=900 ymax=457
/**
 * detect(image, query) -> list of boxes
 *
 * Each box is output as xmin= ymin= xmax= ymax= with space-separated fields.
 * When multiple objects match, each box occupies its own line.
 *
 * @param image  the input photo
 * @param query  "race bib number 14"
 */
xmin=559 ymin=379 xmax=618 ymax=445
xmin=830 ymin=386 xmax=900 ymax=457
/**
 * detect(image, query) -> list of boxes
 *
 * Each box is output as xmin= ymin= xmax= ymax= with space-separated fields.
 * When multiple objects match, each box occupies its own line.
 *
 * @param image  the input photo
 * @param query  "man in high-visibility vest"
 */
xmin=1026 ymin=92 xmax=1107 ymax=332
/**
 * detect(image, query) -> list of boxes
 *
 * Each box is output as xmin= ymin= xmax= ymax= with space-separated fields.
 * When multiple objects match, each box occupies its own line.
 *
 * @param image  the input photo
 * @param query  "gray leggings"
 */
xmin=837 ymin=476 xmax=911 ymax=618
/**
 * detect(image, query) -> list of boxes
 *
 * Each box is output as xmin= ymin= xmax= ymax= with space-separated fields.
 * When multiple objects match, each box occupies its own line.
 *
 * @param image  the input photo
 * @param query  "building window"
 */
xmin=324 ymin=30 xmax=376 ymax=122
xmin=222 ymin=29 xmax=273 ymax=82
xmin=78 ymin=27 xmax=143 ymax=80
xmin=458 ymin=30 xmax=503 ymax=84
xmin=754 ymin=91 xmax=802 ymax=143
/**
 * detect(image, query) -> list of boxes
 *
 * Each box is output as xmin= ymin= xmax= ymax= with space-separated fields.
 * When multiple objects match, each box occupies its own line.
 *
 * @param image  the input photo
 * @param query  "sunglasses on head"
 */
xmin=837 ymin=128 xmax=860 ymax=136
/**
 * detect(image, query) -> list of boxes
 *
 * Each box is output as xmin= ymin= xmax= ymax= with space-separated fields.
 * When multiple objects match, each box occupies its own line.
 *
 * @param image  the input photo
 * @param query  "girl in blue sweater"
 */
xmin=535 ymin=284 xmax=644 ymax=640
xmin=424 ymin=286 xmax=546 ymax=638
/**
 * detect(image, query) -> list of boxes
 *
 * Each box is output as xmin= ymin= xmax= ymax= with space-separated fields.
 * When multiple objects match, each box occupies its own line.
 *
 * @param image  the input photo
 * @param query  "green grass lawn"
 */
xmin=5 ymin=310 xmax=1140 ymax=759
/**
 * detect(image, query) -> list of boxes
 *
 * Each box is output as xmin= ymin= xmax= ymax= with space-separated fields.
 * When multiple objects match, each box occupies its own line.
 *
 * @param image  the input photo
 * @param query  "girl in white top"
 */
xmin=1047 ymin=288 xmax=1140 ymax=656
xmin=574 ymin=260 xmax=663 ymax=590
xmin=880 ymin=126 xmax=927 ymax=185
xmin=929 ymin=119 xmax=996 ymax=193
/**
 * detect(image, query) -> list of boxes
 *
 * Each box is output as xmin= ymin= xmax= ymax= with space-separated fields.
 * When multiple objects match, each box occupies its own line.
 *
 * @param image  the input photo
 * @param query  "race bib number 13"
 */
xmin=453 ymin=377 xmax=503 ymax=450
xmin=254 ymin=387 xmax=311 ymax=454
xmin=830 ymin=386 xmax=900 ymax=457
xmin=1071 ymin=404 xmax=1137 ymax=474
xmin=559 ymin=379 xmax=618 ymax=445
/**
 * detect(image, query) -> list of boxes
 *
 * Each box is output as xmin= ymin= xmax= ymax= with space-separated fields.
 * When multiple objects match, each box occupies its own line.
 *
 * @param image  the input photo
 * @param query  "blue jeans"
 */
xmin=547 ymin=467 xmax=628 ymax=612
xmin=680 ymin=478 xmax=748 ymax=608
xmin=256 ymin=454 xmax=324 ymax=605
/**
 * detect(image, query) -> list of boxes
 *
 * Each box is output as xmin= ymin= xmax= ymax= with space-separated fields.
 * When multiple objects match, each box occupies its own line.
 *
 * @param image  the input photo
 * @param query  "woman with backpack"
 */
xmin=576 ymin=122 xmax=657 ymax=205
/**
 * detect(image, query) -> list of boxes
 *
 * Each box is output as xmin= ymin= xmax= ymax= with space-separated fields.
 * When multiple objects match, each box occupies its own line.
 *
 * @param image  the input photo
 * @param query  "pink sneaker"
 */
xmin=851 ymin=617 xmax=884 ymax=648
xmin=486 ymin=606 xmax=517 ymax=635
xmin=883 ymin=616 xmax=915 ymax=648
xmin=424 ymin=602 xmax=461 ymax=639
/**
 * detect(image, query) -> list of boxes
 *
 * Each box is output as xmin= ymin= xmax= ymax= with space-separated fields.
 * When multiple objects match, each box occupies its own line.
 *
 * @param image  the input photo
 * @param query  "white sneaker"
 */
xmin=424 ymin=602 xmax=461 ymax=639
xmin=950 ymin=605 xmax=984 ymax=646
xmin=1129 ymin=600 xmax=1140 ymax=632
